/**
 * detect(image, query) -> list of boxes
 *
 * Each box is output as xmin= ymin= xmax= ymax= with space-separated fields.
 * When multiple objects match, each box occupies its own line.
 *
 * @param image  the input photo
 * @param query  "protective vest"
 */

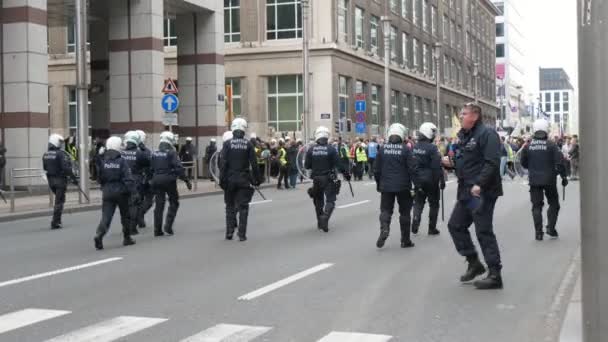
xmin=278 ymin=147 xmax=287 ymax=166
xmin=356 ymin=148 xmax=368 ymax=162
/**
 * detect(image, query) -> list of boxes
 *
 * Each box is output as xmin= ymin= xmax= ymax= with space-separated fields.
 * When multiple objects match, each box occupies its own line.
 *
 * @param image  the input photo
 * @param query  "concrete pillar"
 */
xmin=90 ymin=11 xmax=110 ymax=139
xmin=0 ymin=1 xmax=49 ymax=175
xmin=176 ymin=9 xmax=225 ymax=151
xmin=108 ymin=0 xmax=164 ymax=143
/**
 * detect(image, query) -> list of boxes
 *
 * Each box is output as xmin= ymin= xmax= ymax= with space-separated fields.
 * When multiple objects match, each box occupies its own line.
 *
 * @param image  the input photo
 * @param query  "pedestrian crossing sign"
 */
xmin=162 ymin=78 xmax=179 ymax=94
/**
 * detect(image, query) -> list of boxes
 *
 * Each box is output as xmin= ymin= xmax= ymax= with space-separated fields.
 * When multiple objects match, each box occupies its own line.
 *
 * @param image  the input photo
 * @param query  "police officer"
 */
xmin=94 ymin=136 xmax=136 ymax=250
xmin=135 ymin=130 xmax=154 ymax=228
xmin=121 ymin=131 xmax=151 ymax=236
xmin=150 ymin=131 xmax=192 ymax=237
xmin=520 ymin=119 xmax=568 ymax=240
xmin=443 ymin=103 xmax=504 ymax=290
xmin=43 ymin=134 xmax=77 ymax=229
xmin=374 ymin=123 xmax=418 ymax=248
xmin=304 ymin=126 xmax=351 ymax=232
xmin=219 ymin=118 xmax=261 ymax=241
xmin=411 ymin=122 xmax=445 ymax=236
xmin=367 ymin=137 xmax=378 ymax=180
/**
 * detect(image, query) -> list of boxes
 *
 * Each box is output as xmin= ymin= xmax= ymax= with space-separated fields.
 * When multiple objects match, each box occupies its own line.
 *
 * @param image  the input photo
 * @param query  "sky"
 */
xmin=517 ymin=0 xmax=578 ymax=96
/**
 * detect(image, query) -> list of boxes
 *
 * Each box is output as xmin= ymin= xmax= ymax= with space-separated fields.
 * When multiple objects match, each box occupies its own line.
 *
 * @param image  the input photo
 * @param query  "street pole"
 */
xmin=434 ymin=43 xmax=442 ymax=133
xmin=381 ymin=16 xmax=391 ymax=136
xmin=302 ymin=0 xmax=310 ymax=142
xmin=501 ymin=79 xmax=506 ymax=129
xmin=473 ymin=62 xmax=479 ymax=104
xmin=75 ymin=0 xmax=90 ymax=203
xmin=579 ymin=0 xmax=608 ymax=340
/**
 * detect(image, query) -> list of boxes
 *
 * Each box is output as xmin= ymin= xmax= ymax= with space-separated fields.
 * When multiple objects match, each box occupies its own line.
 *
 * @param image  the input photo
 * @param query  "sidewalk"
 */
xmin=560 ymin=275 xmax=582 ymax=341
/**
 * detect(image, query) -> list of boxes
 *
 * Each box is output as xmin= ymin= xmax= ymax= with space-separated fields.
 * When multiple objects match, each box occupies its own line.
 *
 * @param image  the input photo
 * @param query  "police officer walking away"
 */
xmin=520 ymin=119 xmax=568 ymax=240
xmin=135 ymin=130 xmax=154 ymax=228
xmin=150 ymin=131 xmax=192 ymax=237
xmin=43 ymin=134 xmax=77 ymax=229
xmin=411 ymin=122 xmax=445 ymax=236
xmin=94 ymin=136 xmax=136 ymax=250
xmin=443 ymin=103 xmax=504 ymax=290
xmin=304 ymin=126 xmax=351 ymax=232
xmin=121 ymin=131 xmax=151 ymax=236
xmin=219 ymin=118 xmax=261 ymax=241
xmin=374 ymin=124 xmax=418 ymax=248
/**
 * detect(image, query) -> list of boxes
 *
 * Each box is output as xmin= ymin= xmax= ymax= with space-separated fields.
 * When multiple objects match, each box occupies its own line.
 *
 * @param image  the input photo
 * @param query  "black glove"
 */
xmin=70 ymin=177 xmax=79 ymax=186
xmin=562 ymin=178 xmax=568 ymax=187
xmin=344 ymin=173 xmax=352 ymax=182
xmin=440 ymin=181 xmax=446 ymax=190
xmin=219 ymin=178 xmax=227 ymax=191
xmin=251 ymin=177 xmax=261 ymax=187
xmin=185 ymin=179 xmax=193 ymax=190
xmin=376 ymin=181 xmax=381 ymax=193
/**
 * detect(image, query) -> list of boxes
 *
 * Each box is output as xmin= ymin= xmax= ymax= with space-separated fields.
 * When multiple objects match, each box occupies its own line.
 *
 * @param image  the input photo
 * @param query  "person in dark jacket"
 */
xmin=442 ymin=103 xmax=504 ymax=290
xmin=43 ymin=134 xmax=77 ymax=229
xmin=305 ymin=126 xmax=351 ymax=232
xmin=569 ymin=136 xmax=580 ymax=180
xmin=179 ymin=137 xmax=197 ymax=179
xmin=204 ymin=138 xmax=217 ymax=179
xmin=135 ymin=130 xmax=154 ymax=228
xmin=0 ymin=144 xmax=6 ymax=187
xmin=121 ymin=131 xmax=151 ymax=236
xmin=150 ymin=131 xmax=192 ymax=237
xmin=220 ymin=118 xmax=261 ymax=241
xmin=286 ymin=137 xmax=299 ymax=188
xmin=411 ymin=122 xmax=445 ymax=236
xmin=520 ymin=119 xmax=568 ymax=240
xmin=94 ymin=136 xmax=137 ymax=250
xmin=374 ymin=123 xmax=418 ymax=248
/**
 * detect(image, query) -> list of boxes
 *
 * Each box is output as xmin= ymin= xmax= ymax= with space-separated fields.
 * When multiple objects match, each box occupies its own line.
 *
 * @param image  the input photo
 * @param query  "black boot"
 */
xmin=399 ymin=217 xmax=414 ymax=248
xmin=473 ymin=269 xmax=503 ymax=290
xmin=94 ymin=236 xmax=103 ymax=250
xmin=460 ymin=255 xmax=486 ymax=282
xmin=428 ymin=228 xmax=440 ymax=235
xmin=376 ymin=229 xmax=389 ymax=248
xmin=154 ymin=229 xmax=164 ymax=237
xmin=137 ymin=219 xmax=146 ymax=228
xmin=123 ymin=235 xmax=136 ymax=246
xmin=164 ymin=225 xmax=174 ymax=236
xmin=318 ymin=215 xmax=329 ymax=232
xmin=535 ymin=230 xmax=544 ymax=241
xmin=51 ymin=223 xmax=63 ymax=230
xmin=546 ymin=227 xmax=559 ymax=238
xmin=400 ymin=240 xmax=415 ymax=248
xmin=130 ymin=226 xmax=139 ymax=235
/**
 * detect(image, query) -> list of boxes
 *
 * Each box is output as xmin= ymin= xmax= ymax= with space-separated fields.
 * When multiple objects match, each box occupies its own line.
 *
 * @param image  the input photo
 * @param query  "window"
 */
xmin=554 ymin=92 xmax=561 ymax=102
xmin=338 ymin=0 xmax=348 ymax=43
xmin=443 ymin=54 xmax=449 ymax=83
xmin=391 ymin=90 xmax=398 ymax=121
xmin=563 ymin=92 xmax=569 ymax=111
xmin=225 ymin=78 xmax=242 ymax=117
xmin=339 ymin=76 xmax=349 ymax=120
xmin=370 ymin=16 xmax=379 ymax=54
xmin=371 ymin=85 xmax=380 ymax=125
xmin=443 ymin=15 xmax=449 ymax=44
xmin=422 ymin=0 xmax=428 ymax=32
xmin=413 ymin=38 xmax=419 ymax=68
xmin=402 ymin=93 xmax=411 ymax=127
xmin=414 ymin=96 xmax=422 ymax=128
xmin=401 ymin=0 xmax=408 ymax=18
xmin=224 ymin=0 xmax=241 ymax=43
xmin=496 ymin=3 xmax=504 ymax=14
xmin=391 ymin=0 xmax=398 ymax=13
xmin=545 ymin=102 xmax=552 ymax=112
xmin=402 ymin=32 xmax=409 ymax=66
xmin=390 ymin=26 xmax=397 ymax=63
xmin=496 ymin=43 xmax=505 ymax=58
xmin=424 ymin=99 xmax=431 ymax=120
xmin=355 ymin=7 xmax=364 ymax=48
xmin=451 ymin=58 xmax=456 ymax=83
xmin=413 ymin=0 xmax=418 ymax=26
xmin=267 ymin=75 xmax=303 ymax=131
xmin=67 ymin=20 xmax=90 ymax=53
xmin=422 ymin=43 xmax=428 ymax=76
xmin=450 ymin=20 xmax=455 ymax=48
xmin=67 ymin=88 xmax=91 ymax=137
xmin=555 ymin=101 xmax=561 ymax=112
xmin=431 ymin=6 xmax=437 ymax=36
xmin=456 ymin=25 xmax=462 ymax=48
xmin=466 ymin=32 xmax=471 ymax=56
xmin=495 ymin=23 xmax=504 ymax=37
xmin=267 ymin=0 xmax=302 ymax=40
xmin=355 ymin=80 xmax=364 ymax=95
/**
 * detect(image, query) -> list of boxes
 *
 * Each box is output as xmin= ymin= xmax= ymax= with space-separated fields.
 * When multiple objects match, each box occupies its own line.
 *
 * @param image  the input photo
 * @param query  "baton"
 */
xmin=346 ymin=179 xmax=354 ymax=197
xmin=73 ymin=181 xmax=90 ymax=202
xmin=563 ymin=185 xmax=566 ymax=201
xmin=254 ymin=186 xmax=267 ymax=201
xmin=441 ymin=189 xmax=445 ymax=222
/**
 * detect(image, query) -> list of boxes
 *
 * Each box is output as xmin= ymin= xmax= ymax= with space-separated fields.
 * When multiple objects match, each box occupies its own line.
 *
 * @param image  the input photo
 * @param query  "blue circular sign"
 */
xmin=161 ymin=94 xmax=180 ymax=113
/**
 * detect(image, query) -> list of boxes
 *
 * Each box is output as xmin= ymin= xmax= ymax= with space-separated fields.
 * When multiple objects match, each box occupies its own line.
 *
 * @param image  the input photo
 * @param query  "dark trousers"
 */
xmin=278 ymin=165 xmax=289 ymax=188
xmin=128 ymin=194 xmax=140 ymax=233
xmin=354 ymin=162 xmax=364 ymax=180
xmin=312 ymin=176 xmax=337 ymax=223
xmin=367 ymin=158 xmax=375 ymax=179
xmin=530 ymin=184 xmax=560 ymax=232
xmin=258 ymin=164 xmax=266 ymax=183
xmin=412 ymin=183 xmax=440 ymax=231
xmin=448 ymin=196 xmax=502 ymax=271
xmin=48 ymin=178 xmax=66 ymax=226
xmin=96 ymin=193 xmax=130 ymax=239
xmin=379 ymin=191 xmax=413 ymax=242
xmin=137 ymin=183 xmax=154 ymax=225
xmin=224 ymin=187 xmax=254 ymax=238
xmin=153 ymin=180 xmax=180 ymax=233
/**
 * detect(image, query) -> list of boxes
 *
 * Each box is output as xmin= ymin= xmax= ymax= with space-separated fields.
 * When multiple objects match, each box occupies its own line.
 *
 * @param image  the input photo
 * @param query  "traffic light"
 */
xmin=334 ymin=121 xmax=340 ymax=134
xmin=347 ymin=119 xmax=352 ymax=132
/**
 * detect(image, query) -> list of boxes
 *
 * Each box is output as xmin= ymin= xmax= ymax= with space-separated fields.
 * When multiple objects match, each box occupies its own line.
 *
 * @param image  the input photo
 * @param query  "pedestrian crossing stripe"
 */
xmin=317 ymin=331 xmax=393 ymax=341
xmin=44 ymin=316 xmax=168 ymax=342
xmin=180 ymin=323 xmax=272 ymax=341
xmin=0 ymin=309 xmax=70 ymax=334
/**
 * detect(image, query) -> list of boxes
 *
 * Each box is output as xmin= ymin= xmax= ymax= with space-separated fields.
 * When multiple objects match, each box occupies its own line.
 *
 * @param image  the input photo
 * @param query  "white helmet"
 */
xmin=210 ymin=138 xmax=217 ymax=143
xmin=160 ymin=131 xmax=176 ymax=145
xmin=222 ymin=131 xmax=233 ymax=142
xmin=106 ymin=136 xmax=122 ymax=152
xmin=533 ymin=119 xmax=550 ymax=134
xmin=135 ymin=130 xmax=146 ymax=144
xmin=124 ymin=131 xmax=140 ymax=145
xmin=186 ymin=137 xmax=193 ymax=142
xmin=314 ymin=126 xmax=330 ymax=141
xmin=231 ymin=118 xmax=248 ymax=132
xmin=418 ymin=122 xmax=438 ymax=140
xmin=49 ymin=134 xmax=65 ymax=148
xmin=387 ymin=123 xmax=407 ymax=140
xmin=250 ymin=133 xmax=257 ymax=139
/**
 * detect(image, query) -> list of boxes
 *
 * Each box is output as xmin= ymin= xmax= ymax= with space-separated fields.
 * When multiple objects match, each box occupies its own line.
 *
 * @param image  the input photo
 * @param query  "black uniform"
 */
xmin=137 ymin=143 xmax=154 ymax=227
xmin=411 ymin=139 xmax=445 ymax=235
xmin=219 ymin=131 xmax=261 ymax=240
xmin=42 ymin=145 xmax=75 ymax=229
xmin=374 ymin=137 xmax=418 ymax=248
xmin=520 ymin=131 xmax=567 ymax=239
xmin=94 ymin=150 xmax=136 ymax=250
xmin=304 ymin=138 xmax=350 ymax=232
xmin=448 ymin=121 xmax=503 ymax=288
xmin=121 ymin=143 xmax=151 ymax=235
xmin=179 ymin=141 xmax=197 ymax=179
xmin=150 ymin=142 xmax=189 ymax=236
xmin=204 ymin=141 xmax=217 ymax=179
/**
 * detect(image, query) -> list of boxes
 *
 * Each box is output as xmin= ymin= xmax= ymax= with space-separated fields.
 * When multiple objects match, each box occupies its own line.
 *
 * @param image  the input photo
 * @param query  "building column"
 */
xmin=176 ymin=9 xmax=225 ymax=149
xmin=90 ymin=5 xmax=110 ymax=139
xmin=108 ymin=0 xmax=164 ymax=142
xmin=0 ymin=1 xmax=49 ymax=175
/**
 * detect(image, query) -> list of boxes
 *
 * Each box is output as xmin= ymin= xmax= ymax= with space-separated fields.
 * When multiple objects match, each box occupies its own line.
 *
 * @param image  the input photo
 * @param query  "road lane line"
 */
xmin=0 ymin=257 xmax=122 ymax=289
xmin=238 ymin=263 xmax=334 ymax=301
xmin=337 ymin=200 xmax=371 ymax=209
xmin=317 ymin=331 xmax=393 ymax=341
xmin=0 ymin=309 xmax=70 ymax=334
xmin=45 ymin=316 xmax=167 ymax=342
xmin=446 ymin=180 xmax=456 ymax=184
xmin=364 ymin=182 xmax=376 ymax=186
xmin=250 ymin=200 xmax=273 ymax=205
xmin=180 ymin=324 xmax=272 ymax=341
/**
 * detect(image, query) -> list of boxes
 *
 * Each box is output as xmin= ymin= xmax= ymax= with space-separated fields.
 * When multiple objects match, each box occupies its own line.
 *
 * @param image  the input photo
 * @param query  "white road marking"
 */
xmin=317 ymin=331 xmax=393 ymax=342
xmin=446 ymin=180 xmax=456 ymax=184
xmin=238 ymin=263 xmax=334 ymax=301
xmin=45 ymin=316 xmax=167 ymax=342
xmin=180 ymin=324 xmax=272 ymax=341
xmin=249 ymin=200 xmax=273 ymax=205
xmin=0 ymin=309 xmax=70 ymax=334
xmin=0 ymin=257 xmax=122 ymax=289
xmin=337 ymin=200 xmax=371 ymax=209
xmin=364 ymin=182 xmax=376 ymax=186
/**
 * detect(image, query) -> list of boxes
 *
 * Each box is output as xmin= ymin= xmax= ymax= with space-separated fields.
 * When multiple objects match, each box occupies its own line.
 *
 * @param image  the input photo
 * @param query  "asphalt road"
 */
xmin=0 ymin=176 xmax=580 ymax=342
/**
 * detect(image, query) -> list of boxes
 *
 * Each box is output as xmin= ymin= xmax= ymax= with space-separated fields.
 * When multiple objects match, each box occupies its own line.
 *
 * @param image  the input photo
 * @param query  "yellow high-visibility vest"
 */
xmin=356 ymin=148 xmax=368 ymax=162
xmin=278 ymin=147 xmax=287 ymax=166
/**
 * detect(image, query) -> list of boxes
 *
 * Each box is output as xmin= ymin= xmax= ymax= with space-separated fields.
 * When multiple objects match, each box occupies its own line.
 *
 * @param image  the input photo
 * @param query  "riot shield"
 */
xmin=209 ymin=151 xmax=221 ymax=183
xmin=296 ymin=143 xmax=314 ymax=180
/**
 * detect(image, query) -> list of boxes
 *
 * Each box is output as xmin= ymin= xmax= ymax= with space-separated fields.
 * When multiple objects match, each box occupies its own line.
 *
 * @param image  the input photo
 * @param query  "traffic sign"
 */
xmin=355 ymin=112 xmax=366 ymax=123
xmin=355 ymin=93 xmax=366 ymax=101
xmin=161 ymin=93 xmax=179 ymax=113
xmin=355 ymin=100 xmax=366 ymax=113
xmin=355 ymin=122 xmax=367 ymax=134
xmin=321 ymin=113 xmax=331 ymax=120
xmin=162 ymin=113 xmax=178 ymax=126
xmin=162 ymin=78 xmax=179 ymax=94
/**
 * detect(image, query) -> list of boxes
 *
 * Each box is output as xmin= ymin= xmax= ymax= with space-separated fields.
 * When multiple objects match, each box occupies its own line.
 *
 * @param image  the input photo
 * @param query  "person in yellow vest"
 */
xmin=66 ymin=136 xmax=78 ymax=162
xmin=277 ymin=139 xmax=289 ymax=189
xmin=354 ymin=142 xmax=368 ymax=181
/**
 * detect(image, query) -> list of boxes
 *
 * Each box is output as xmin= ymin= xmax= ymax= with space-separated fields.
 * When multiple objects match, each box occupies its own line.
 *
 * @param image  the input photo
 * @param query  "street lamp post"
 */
xmin=381 ymin=16 xmax=391 ymax=135
xmin=75 ymin=0 xmax=90 ymax=203
xmin=434 ymin=43 xmax=442 ymax=133
xmin=302 ymin=0 xmax=310 ymax=141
